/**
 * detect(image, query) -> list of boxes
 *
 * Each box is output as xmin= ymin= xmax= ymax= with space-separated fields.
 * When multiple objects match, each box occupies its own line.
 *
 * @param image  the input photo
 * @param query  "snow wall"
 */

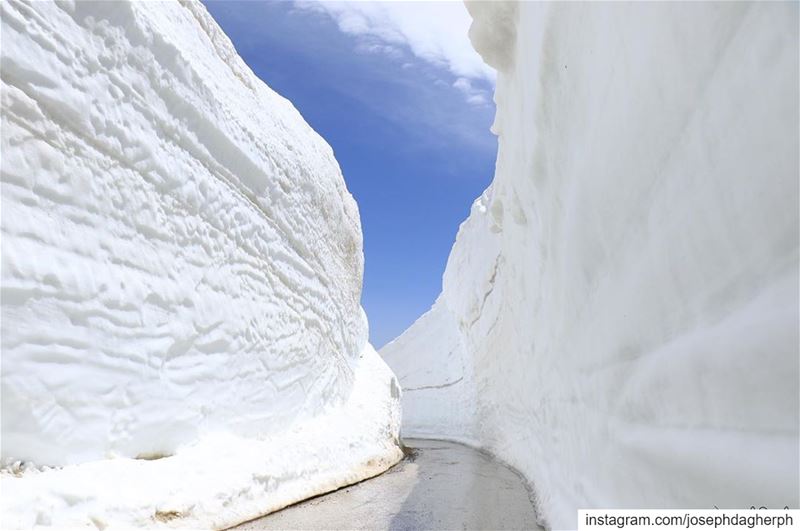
xmin=382 ymin=2 xmax=799 ymax=528
xmin=1 ymin=0 xmax=401 ymax=528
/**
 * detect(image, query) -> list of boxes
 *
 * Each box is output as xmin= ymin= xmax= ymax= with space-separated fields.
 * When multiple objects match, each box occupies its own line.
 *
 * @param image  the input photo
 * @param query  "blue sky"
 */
xmin=204 ymin=1 xmax=497 ymax=348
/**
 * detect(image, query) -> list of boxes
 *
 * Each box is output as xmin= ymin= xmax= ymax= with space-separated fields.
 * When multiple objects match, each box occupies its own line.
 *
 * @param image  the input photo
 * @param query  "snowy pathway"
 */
xmin=233 ymin=438 xmax=542 ymax=530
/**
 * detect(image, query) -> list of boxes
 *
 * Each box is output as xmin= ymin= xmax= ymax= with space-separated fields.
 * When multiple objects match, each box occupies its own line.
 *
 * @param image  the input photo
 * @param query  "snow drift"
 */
xmin=1 ymin=0 xmax=401 ymax=527
xmin=383 ymin=2 xmax=799 ymax=528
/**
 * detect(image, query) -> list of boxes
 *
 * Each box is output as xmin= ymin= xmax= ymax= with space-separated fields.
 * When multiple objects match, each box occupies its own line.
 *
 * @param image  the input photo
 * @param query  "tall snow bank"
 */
xmin=382 ymin=2 xmax=799 ymax=528
xmin=1 ymin=0 xmax=401 ymax=527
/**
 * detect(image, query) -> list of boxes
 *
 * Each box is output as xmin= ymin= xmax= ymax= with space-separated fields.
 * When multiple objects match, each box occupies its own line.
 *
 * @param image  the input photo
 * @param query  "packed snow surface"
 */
xmin=383 ymin=2 xmax=799 ymax=528
xmin=1 ymin=0 xmax=401 ymax=527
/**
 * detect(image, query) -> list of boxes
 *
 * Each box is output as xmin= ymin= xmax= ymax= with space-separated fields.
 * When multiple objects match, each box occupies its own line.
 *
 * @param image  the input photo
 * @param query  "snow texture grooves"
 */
xmin=382 ymin=2 xmax=799 ymax=528
xmin=1 ymin=0 xmax=401 ymax=528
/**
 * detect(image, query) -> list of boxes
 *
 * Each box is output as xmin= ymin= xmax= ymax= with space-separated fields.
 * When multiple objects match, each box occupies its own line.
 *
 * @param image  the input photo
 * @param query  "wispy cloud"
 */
xmin=453 ymin=77 xmax=488 ymax=105
xmin=294 ymin=0 xmax=495 ymax=106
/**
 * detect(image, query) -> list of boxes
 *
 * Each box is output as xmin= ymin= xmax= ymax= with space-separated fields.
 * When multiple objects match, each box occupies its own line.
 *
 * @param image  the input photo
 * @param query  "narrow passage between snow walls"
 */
xmin=382 ymin=2 xmax=799 ymax=529
xmin=1 ymin=1 xmax=798 ymax=530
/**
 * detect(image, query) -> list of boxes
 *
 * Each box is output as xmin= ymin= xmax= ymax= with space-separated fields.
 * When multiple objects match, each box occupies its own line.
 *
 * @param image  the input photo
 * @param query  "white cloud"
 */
xmin=453 ymin=76 xmax=489 ymax=106
xmin=354 ymin=41 xmax=404 ymax=60
xmin=295 ymin=1 xmax=496 ymax=96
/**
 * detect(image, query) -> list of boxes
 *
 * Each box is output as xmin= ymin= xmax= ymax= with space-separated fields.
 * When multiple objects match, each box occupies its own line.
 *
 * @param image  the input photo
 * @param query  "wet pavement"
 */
xmin=234 ymin=438 xmax=543 ymax=530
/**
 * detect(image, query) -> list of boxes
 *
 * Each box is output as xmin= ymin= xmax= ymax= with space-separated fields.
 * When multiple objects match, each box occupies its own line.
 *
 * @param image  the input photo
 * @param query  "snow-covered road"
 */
xmin=233 ymin=438 xmax=542 ymax=530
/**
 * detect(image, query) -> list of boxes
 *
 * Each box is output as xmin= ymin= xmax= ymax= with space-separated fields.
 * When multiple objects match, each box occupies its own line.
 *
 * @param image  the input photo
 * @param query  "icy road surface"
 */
xmin=234 ymin=438 xmax=542 ymax=530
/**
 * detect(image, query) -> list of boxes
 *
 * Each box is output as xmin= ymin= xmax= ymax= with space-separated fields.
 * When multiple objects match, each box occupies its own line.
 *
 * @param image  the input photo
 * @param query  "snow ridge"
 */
xmin=383 ymin=2 xmax=799 ymax=528
xmin=1 ymin=0 xmax=401 ymax=527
